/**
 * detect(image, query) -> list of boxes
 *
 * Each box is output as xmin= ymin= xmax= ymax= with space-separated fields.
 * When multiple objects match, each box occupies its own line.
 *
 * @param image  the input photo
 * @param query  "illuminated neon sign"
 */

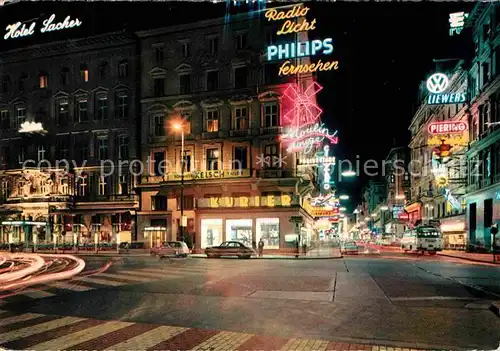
xmin=322 ymin=145 xmax=334 ymax=191
xmin=4 ymin=14 xmax=82 ymax=40
xmin=428 ymin=121 xmax=468 ymax=134
xmin=264 ymin=5 xmax=339 ymax=76
xmin=282 ymin=123 xmax=338 ymax=153
xmin=426 ymin=73 xmax=467 ymax=105
xmin=449 ymin=12 xmax=468 ymax=36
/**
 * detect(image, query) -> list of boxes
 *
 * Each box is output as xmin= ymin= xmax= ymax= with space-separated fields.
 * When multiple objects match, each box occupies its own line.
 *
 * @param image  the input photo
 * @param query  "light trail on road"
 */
xmin=0 ymin=252 xmax=86 ymax=292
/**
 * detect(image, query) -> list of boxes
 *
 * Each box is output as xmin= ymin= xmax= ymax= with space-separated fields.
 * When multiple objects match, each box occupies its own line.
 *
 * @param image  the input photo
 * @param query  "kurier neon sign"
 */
xmin=265 ymin=5 xmax=339 ymax=76
xmin=4 ymin=14 xmax=82 ymax=40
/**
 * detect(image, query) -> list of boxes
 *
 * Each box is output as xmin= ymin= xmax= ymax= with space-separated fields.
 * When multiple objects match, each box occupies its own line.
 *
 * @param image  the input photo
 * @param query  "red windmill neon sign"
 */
xmin=283 ymin=82 xmax=323 ymax=129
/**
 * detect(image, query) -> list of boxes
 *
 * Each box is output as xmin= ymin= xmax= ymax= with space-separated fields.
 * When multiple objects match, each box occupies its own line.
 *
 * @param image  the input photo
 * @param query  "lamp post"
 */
xmin=173 ymin=122 xmax=185 ymax=242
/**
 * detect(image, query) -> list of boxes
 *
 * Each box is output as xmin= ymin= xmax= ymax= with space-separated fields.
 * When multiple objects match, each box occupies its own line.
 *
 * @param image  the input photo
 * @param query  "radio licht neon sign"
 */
xmin=4 ymin=14 xmax=82 ymax=40
xmin=426 ymin=73 xmax=467 ymax=105
xmin=264 ymin=5 xmax=339 ymax=76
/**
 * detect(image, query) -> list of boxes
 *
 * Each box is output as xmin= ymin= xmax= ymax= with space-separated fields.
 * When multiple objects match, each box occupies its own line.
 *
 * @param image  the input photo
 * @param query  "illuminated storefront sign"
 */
xmin=311 ymin=208 xmax=339 ymax=217
xmin=264 ymin=5 xmax=339 ymax=76
xmin=428 ymin=121 xmax=468 ymax=134
xmin=449 ymin=12 xmax=468 ymax=36
xmin=165 ymin=169 xmax=250 ymax=181
xmin=428 ymin=135 xmax=467 ymax=146
xmin=426 ymin=73 xmax=467 ymax=105
xmin=427 ymin=121 xmax=468 ymax=147
xmin=4 ymin=14 xmax=82 ymax=40
xmin=496 ymin=190 xmax=500 ymax=200
xmin=282 ymin=122 xmax=338 ymax=153
xmin=198 ymin=194 xmax=293 ymax=208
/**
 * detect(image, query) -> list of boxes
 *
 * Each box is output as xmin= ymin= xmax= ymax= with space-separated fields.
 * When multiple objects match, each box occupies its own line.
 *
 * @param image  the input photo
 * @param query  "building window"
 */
xmin=98 ymin=176 xmax=108 ymax=195
xmin=234 ymin=66 xmax=248 ymax=89
xmin=264 ymin=144 xmax=278 ymax=169
xmin=61 ymin=67 xmax=69 ymax=85
xmin=57 ymin=101 xmax=69 ymax=125
xmin=98 ymin=138 xmax=108 ymax=159
xmin=180 ymin=111 xmax=191 ymax=134
xmin=153 ymin=115 xmax=165 ymax=136
xmin=206 ymin=148 xmax=219 ymax=170
xmin=153 ymin=151 xmax=165 ymax=176
xmin=177 ymin=195 xmax=194 ymax=210
xmin=39 ymin=74 xmax=48 ymax=88
xmin=153 ymin=196 xmax=167 ymax=211
xmin=233 ymin=146 xmax=248 ymax=170
xmin=117 ymin=95 xmax=128 ymax=119
xmin=80 ymin=64 xmax=89 ymax=83
xmin=57 ymin=138 xmax=69 ymax=160
xmin=37 ymin=145 xmax=46 ymax=162
xmin=118 ymin=135 xmax=129 ymax=160
xmin=179 ymin=74 xmax=191 ymax=94
xmin=154 ymin=45 xmax=164 ymax=64
xmin=77 ymin=100 xmax=88 ymax=122
xmin=181 ymin=42 xmax=190 ymax=58
xmin=256 ymin=218 xmax=280 ymax=249
xmin=16 ymin=107 xmax=26 ymax=128
xmin=209 ymin=37 xmax=218 ymax=54
xmin=76 ymin=142 xmax=88 ymax=163
xmin=96 ymin=96 xmax=108 ymax=121
xmin=201 ymin=218 xmax=223 ymax=248
xmin=206 ymin=71 xmax=219 ymax=91
xmin=99 ymin=61 xmax=108 ymax=80
xmin=154 ymin=78 xmax=165 ymax=97
xmin=18 ymin=146 xmax=26 ymax=165
xmin=182 ymin=150 xmax=192 ymax=172
xmin=206 ymin=109 xmax=219 ymax=132
xmin=233 ymin=107 xmax=248 ymax=130
xmin=118 ymin=175 xmax=129 ymax=195
xmin=236 ymin=33 xmax=247 ymax=50
xmin=226 ymin=219 xmax=252 ymax=247
xmin=1 ymin=110 xmax=10 ymax=130
xmin=264 ymin=64 xmax=279 ymax=84
xmin=263 ymin=103 xmax=278 ymax=127
xmin=77 ymin=175 xmax=87 ymax=196
xmin=118 ymin=60 xmax=128 ymax=77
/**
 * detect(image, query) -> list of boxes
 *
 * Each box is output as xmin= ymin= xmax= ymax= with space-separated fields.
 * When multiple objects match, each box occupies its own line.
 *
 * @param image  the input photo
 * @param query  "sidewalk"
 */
xmin=439 ymin=250 xmax=500 ymax=265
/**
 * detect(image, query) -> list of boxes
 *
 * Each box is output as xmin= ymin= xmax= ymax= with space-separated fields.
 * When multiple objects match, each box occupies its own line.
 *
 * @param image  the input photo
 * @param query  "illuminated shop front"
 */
xmin=196 ymin=195 xmax=313 ymax=251
xmin=440 ymin=215 xmax=467 ymax=250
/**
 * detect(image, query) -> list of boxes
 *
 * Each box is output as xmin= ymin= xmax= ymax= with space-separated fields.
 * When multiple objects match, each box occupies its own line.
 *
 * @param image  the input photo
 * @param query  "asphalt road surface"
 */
xmin=1 ymin=254 xmax=500 ymax=350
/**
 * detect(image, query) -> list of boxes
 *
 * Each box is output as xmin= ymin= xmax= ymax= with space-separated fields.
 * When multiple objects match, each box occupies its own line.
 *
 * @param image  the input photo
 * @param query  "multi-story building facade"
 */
xmin=135 ymin=10 xmax=318 ymax=251
xmin=0 ymin=30 xmax=139 ymax=245
xmin=464 ymin=2 xmax=500 ymax=250
xmin=407 ymin=61 xmax=469 ymax=248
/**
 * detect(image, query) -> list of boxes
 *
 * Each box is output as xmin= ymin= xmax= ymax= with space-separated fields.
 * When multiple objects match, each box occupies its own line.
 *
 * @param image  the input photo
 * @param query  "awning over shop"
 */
xmin=404 ymin=201 xmax=422 ymax=213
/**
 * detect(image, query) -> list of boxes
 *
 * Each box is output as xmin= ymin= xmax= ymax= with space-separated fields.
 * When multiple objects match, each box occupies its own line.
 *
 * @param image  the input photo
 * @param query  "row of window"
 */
xmin=149 ymin=144 xmax=280 ymax=176
xmin=151 ymin=103 xmax=278 ymax=137
xmin=0 ymin=61 xmax=129 ymax=94
xmin=0 ymin=93 xmax=129 ymax=129
xmin=152 ymin=64 xmax=279 ymax=97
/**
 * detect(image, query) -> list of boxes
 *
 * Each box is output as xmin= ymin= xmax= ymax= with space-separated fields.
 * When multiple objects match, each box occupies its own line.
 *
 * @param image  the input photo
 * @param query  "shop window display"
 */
xmin=226 ymin=219 xmax=252 ymax=247
xmin=256 ymin=218 xmax=279 ymax=249
xmin=201 ymin=218 xmax=223 ymax=248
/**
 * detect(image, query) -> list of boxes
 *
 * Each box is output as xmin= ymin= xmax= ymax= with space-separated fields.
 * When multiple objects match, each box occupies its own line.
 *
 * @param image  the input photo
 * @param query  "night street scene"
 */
xmin=0 ymin=0 xmax=500 ymax=350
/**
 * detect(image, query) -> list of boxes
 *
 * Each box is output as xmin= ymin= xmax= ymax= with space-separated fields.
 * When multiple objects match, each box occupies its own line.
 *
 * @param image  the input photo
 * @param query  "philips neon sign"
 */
xmin=4 ymin=14 xmax=82 ymax=40
xmin=264 ymin=5 xmax=339 ymax=76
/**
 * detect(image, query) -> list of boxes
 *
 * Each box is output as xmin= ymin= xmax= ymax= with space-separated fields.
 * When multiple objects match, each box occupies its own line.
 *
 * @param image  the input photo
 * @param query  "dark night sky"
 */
xmin=0 ymin=1 xmax=474 ymax=205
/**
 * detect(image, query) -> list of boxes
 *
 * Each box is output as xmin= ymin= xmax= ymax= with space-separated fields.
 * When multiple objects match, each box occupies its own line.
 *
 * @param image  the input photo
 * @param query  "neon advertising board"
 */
xmin=4 ymin=14 xmax=82 ymax=40
xmin=264 ymin=5 xmax=339 ymax=76
xmin=298 ymin=145 xmax=336 ymax=191
xmin=427 ymin=121 xmax=468 ymax=147
xmin=426 ymin=73 xmax=467 ymax=105
xmin=449 ymin=12 xmax=468 ymax=36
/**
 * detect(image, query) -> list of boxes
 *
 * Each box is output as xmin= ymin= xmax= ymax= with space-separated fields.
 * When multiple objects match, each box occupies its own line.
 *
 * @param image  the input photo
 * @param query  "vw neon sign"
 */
xmin=426 ymin=73 xmax=466 ymax=105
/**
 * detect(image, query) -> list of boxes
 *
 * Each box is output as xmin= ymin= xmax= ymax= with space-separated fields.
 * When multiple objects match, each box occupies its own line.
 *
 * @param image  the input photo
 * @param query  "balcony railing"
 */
xmin=229 ymin=129 xmax=251 ymax=137
xmin=73 ymin=193 xmax=137 ymax=202
xmin=202 ymin=131 xmax=219 ymax=139
xmin=257 ymin=169 xmax=296 ymax=178
xmin=259 ymin=126 xmax=282 ymax=135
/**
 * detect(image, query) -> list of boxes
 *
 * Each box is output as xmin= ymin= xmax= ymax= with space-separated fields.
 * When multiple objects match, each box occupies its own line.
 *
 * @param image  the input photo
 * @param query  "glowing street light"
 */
xmin=339 ymin=207 xmax=346 ymax=212
xmin=395 ymin=194 xmax=406 ymax=200
xmin=341 ymin=170 xmax=356 ymax=177
xmin=371 ymin=213 xmax=377 ymax=217
xmin=380 ymin=206 xmax=389 ymax=211
xmin=339 ymin=195 xmax=349 ymax=200
xmin=364 ymin=217 xmax=370 ymax=221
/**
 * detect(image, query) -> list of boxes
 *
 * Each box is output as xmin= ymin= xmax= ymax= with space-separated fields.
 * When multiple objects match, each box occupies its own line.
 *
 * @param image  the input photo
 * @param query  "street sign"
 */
xmin=290 ymin=216 xmax=303 ymax=223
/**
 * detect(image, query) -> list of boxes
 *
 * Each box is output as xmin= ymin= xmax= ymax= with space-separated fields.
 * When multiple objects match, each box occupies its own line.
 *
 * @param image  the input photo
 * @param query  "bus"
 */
xmin=401 ymin=226 xmax=443 ymax=255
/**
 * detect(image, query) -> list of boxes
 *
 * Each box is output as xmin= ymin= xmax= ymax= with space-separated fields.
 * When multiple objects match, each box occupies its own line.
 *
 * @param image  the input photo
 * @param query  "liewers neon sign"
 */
xmin=265 ymin=5 xmax=339 ymax=76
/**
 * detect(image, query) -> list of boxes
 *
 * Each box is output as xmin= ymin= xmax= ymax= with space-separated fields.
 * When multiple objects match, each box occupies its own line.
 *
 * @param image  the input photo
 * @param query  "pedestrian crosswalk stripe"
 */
xmin=28 ymin=320 xmax=133 ymax=350
xmin=48 ymin=281 xmax=94 ymax=292
xmin=20 ymin=290 xmax=56 ymax=299
xmin=103 ymin=325 xmax=188 ymax=351
xmin=191 ymin=331 xmax=254 ymax=351
xmin=0 ymin=316 xmax=85 ymax=343
xmin=73 ymin=276 xmax=127 ymax=287
xmin=96 ymin=272 xmax=154 ymax=282
xmin=0 ymin=313 xmax=43 ymax=327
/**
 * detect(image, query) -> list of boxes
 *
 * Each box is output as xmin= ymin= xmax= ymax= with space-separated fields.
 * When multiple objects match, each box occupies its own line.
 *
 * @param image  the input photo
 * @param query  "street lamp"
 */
xmin=395 ymin=194 xmax=406 ymax=200
xmin=339 ymin=195 xmax=349 ymax=200
xmin=341 ymin=170 xmax=356 ymax=177
xmin=172 ymin=122 xmax=185 ymax=242
xmin=339 ymin=207 xmax=346 ymax=212
xmin=380 ymin=205 xmax=389 ymax=211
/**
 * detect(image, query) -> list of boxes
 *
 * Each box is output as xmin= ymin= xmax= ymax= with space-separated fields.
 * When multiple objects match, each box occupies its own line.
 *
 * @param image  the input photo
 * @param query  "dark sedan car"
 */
xmin=205 ymin=241 xmax=255 ymax=259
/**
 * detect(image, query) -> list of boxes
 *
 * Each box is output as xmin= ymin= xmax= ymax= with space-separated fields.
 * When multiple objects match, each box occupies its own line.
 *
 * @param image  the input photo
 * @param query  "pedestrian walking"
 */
xmin=258 ymin=238 xmax=264 ymax=257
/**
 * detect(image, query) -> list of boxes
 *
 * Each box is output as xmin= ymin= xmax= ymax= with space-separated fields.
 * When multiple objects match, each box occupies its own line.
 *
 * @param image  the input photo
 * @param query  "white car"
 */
xmin=168 ymin=241 xmax=190 ymax=257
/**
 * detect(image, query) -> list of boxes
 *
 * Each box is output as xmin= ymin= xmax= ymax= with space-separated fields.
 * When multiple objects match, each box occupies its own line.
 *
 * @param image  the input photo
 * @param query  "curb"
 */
xmin=490 ymin=301 xmax=500 ymax=317
xmin=190 ymin=255 xmax=343 ymax=260
xmin=438 ymin=253 xmax=500 ymax=265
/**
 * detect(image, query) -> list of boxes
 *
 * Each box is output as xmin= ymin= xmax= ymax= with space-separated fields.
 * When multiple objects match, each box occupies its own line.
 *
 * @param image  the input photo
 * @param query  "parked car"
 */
xmin=167 ymin=241 xmax=190 ymax=257
xmin=205 ymin=241 xmax=255 ymax=259
xmin=341 ymin=241 xmax=359 ymax=255
xmin=150 ymin=242 xmax=179 ymax=259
